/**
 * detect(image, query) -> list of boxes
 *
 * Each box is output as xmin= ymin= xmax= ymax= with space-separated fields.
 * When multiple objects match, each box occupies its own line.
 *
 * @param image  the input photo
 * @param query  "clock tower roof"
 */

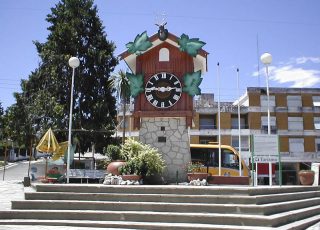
xmin=119 ymin=31 xmax=208 ymax=75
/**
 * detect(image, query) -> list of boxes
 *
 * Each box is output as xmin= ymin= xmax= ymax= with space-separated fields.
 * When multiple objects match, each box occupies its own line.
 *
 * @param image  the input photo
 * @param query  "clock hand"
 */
xmin=145 ymin=87 xmax=157 ymax=91
xmin=146 ymin=87 xmax=181 ymax=92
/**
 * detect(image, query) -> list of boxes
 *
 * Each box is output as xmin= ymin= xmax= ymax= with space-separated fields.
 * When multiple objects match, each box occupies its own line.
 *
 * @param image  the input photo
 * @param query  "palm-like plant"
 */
xmin=112 ymin=70 xmax=130 ymax=144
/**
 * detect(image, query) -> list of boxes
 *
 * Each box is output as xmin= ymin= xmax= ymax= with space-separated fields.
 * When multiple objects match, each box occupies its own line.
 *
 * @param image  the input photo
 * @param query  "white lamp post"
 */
xmin=260 ymin=52 xmax=272 ymax=186
xmin=236 ymin=68 xmax=242 ymax=176
xmin=67 ymin=57 xmax=80 ymax=183
xmin=217 ymin=62 xmax=221 ymax=176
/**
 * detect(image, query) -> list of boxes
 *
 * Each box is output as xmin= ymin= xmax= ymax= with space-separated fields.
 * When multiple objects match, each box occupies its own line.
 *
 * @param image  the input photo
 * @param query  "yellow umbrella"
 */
xmin=52 ymin=141 xmax=68 ymax=161
xmin=36 ymin=128 xmax=60 ymax=178
xmin=36 ymin=128 xmax=60 ymax=153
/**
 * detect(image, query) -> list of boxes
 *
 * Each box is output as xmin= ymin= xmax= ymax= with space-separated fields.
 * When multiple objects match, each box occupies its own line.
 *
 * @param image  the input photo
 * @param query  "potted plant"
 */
xmin=119 ymin=138 xmax=165 ymax=183
xmin=119 ymin=160 xmax=142 ymax=181
xmin=298 ymin=170 xmax=315 ymax=185
xmin=104 ymin=144 xmax=126 ymax=175
xmin=186 ymin=161 xmax=208 ymax=182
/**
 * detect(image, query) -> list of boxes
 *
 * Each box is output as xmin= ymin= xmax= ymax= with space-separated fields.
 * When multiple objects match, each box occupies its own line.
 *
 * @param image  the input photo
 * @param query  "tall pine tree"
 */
xmin=14 ymin=0 xmax=118 ymax=153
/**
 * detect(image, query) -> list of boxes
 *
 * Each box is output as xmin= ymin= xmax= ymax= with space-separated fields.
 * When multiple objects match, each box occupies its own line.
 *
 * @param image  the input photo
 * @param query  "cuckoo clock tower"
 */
xmin=120 ymin=24 xmax=208 ymax=182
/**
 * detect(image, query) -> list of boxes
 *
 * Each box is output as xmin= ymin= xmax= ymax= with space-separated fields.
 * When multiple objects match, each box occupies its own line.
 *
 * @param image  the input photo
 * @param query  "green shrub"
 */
xmin=119 ymin=138 xmax=165 ymax=177
xmin=96 ymin=159 xmax=111 ymax=170
xmin=103 ymin=144 xmax=122 ymax=161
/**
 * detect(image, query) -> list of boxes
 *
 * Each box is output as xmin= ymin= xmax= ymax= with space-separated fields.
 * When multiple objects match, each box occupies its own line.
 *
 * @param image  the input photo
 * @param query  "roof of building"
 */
xmin=119 ymin=31 xmax=208 ymax=74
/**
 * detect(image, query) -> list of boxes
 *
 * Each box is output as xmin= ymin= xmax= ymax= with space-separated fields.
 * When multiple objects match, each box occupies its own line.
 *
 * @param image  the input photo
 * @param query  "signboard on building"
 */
xmin=251 ymin=134 xmax=279 ymax=163
xmin=252 ymin=155 xmax=278 ymax=163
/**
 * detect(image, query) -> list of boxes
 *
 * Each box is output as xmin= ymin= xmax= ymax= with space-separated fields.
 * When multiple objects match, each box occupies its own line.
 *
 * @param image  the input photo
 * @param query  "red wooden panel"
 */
xmin=134 ymin=42 xmax=194 ymax=114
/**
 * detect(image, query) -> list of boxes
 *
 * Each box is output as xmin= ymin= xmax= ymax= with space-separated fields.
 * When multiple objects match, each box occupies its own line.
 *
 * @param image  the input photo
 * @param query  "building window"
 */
xmin=261 ymin=116 xmax=277 ymax=133
xmin=199 ymin=115 xmax=215 ymax=129
xmin=231 ymin=136 xmax=249 ymax=151
xmin=287 ymin=95 xmax=302 ymax=107
xmin=288 ymin=117 xmax=303 ymax=131
xmin=231 ymin=117 xmax=246 ymax=129
xmin=260 ymin=95 xmax=275 ymax=112
xmin=314 ymin=117 xmax=320 ymax=129
xmin=313 ymin=96 xmax=320 ymax=107
xmin=316 ymin=138 xmax=320 ymax=152
xmin=159 ymin=48 xmax=169 ymax=62
xmin=289 ymin=138 xmax=304 ymax=153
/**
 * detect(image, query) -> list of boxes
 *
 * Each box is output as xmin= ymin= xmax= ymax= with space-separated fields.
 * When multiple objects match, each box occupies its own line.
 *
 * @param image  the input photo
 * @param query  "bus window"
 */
xmin=222 ymin=149 xmax=239 ymax=170
xmin=190 ymin=148 xmax=208 ymax=165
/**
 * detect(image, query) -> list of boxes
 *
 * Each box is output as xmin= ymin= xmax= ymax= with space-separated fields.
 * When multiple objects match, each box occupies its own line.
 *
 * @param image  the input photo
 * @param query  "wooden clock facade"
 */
xmin=120 ymin=30 xmax=208 ymax=182
xmin=134 ymin=41 xmax=194 ymax=128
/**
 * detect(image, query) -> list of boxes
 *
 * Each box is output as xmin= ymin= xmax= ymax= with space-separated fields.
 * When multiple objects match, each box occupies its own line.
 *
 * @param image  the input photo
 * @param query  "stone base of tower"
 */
xmin=139 ymin=117 xmax=191 ymax=183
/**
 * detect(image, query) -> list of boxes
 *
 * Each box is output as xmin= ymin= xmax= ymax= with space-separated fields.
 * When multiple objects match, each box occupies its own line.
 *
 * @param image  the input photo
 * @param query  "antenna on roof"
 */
xmin=155 ymin=12 xmax=168 ymax=41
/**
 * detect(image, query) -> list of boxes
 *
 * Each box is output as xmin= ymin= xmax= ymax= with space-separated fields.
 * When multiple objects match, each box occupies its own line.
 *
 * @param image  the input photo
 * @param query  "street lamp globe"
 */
xmin=260 ymin=53 xmax=272 ymax=65
xmin=68 ymin=57 xmax=80 ymax=68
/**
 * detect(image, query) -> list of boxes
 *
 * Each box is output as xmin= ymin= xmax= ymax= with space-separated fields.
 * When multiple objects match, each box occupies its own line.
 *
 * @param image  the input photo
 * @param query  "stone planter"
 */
xmin=298 ymin=170 xmax=315 ymax=185
xmin=187 ymin=172 xmax=208 ymax=182
xmin=121 ymin=174 xmax=142 ymax=181
xmin=106 ymin=161 xmax=126 ymax=175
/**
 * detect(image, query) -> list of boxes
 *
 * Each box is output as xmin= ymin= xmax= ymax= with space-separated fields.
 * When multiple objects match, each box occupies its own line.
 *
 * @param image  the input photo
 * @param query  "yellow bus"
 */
xmin=190 ymin=143 xmax=249 ymax=176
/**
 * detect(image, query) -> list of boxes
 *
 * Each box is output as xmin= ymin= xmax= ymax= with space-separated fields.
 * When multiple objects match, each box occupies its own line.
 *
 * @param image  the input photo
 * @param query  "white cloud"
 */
xmin=253 ymin=56 xmax=320 ymax=88
xmin=295 ymin=57 xmax=320 ymax=64
xmin=269 ymin=65 xmax=320 ymax=87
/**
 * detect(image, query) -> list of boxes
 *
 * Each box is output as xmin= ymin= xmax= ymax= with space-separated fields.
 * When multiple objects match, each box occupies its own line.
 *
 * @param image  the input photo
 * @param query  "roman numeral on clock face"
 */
xmin=152 ymin=99 xmax=158 ymax=106
xmin=173 ymin=94 xmax=180 ymax=101
xmin=146 ymin=94 xmax=153 ymax=101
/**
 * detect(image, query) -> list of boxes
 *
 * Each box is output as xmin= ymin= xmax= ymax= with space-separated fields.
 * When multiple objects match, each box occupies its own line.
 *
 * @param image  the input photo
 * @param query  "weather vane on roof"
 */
xmin=155 ymin=12 xmax=168 ymax=41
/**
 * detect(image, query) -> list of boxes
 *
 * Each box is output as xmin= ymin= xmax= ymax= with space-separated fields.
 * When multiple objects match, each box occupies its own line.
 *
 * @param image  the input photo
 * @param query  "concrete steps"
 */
xmin=24 ymin=190 xmax=320 ymax=204
xmin=0 ymin=184 xmax=319 ymax=229
xmin=11 ymin=197 xmax=320 ymax=215
xmin=0 ymin=219 xmax=273 ymax=230
xmin=34 ymin=184 xmax=320 ymax=195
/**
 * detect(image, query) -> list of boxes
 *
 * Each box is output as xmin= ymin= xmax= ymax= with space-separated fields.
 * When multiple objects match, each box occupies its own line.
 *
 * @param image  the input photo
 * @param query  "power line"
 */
xmin=104 ymin=11 xmax=320 ymax=27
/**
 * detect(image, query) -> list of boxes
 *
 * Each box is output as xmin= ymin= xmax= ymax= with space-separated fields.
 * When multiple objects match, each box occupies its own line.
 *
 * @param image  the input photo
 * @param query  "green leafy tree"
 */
xmin=8 ymin=0 xmax=118 ymax=153
xmin=112 ymin=70 xmax=130 ymax=145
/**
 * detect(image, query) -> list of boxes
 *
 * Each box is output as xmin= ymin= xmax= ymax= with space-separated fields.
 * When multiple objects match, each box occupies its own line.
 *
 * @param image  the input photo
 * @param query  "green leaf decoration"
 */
xmin=126 ymin=72 xmax=144 ymax=97
xmin=178 ymin=33 xmax=206 ymax=57
xmin=183 ymin=70 xmax=203 ymax=96
xmin=126 ymin=31 xmax=152 ymax=55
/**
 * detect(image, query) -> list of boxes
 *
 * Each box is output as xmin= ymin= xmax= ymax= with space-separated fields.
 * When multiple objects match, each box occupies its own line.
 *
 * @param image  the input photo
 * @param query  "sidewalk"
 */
xmin=0 ymin=180 xmax=26 ymax=211
xmin=0 ymin=162 xmax=17 ymax=171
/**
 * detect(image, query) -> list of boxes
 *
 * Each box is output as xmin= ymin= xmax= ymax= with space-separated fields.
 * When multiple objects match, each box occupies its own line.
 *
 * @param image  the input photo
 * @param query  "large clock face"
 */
xmin=145 ymin=72 xmax=182 ymax=108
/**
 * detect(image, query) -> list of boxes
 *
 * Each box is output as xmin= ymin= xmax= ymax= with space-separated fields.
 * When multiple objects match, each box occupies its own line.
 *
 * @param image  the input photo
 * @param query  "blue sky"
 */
xmin=0 ymin=0 xmax=319 ymax=109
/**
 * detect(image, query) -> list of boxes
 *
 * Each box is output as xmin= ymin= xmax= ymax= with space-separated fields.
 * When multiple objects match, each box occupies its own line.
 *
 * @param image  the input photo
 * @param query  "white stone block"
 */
xmin=162 ymin=145 xmax=170 ymax=153
xmin=176 ymin=153 xmax=183 ymax=159
xmin=173 ymin=130 xmax=182 ymax=138
xmin=169 ymin=119 xmax=178 ymax=129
